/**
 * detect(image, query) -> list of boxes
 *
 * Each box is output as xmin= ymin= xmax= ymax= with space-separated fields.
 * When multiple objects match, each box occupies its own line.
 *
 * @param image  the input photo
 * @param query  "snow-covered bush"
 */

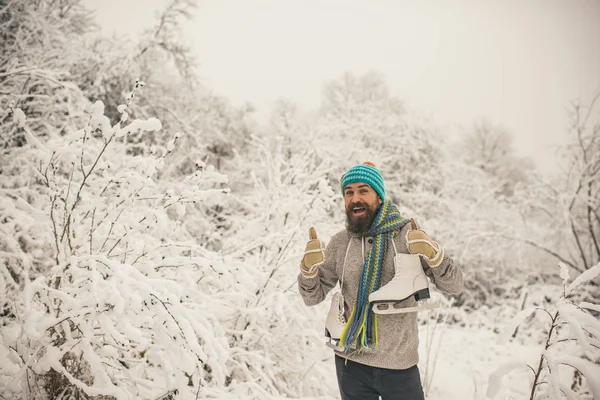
xmin=216 ymin=133 xmax=341 ymax=398
xmin=0 ymin=83 xmax=246 ymax=399
xmin=0 ymin=0 xmax=99 ymax=150
xmin=487 ymin=262 xmax=600 ymax=399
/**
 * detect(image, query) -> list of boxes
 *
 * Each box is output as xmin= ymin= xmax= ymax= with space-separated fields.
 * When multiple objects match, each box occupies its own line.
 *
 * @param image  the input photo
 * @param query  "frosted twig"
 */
xmin=554 ymin=338 xmax=600 ymax=350
xmin=63 ymin=162 xmax=75 ymax=234
xmin=499 ymin=233 xmax=579 ymax=271
xmin=122 ymin=241 xmax=128 ymax=264
xmin=98 ymin=179 xmax=114 ymax=197
xmin=106 ymin=235 xmax=124 ymax=257
xmin=154 ymin=264 xmax=184 ymax=271
xmin=132 ymin=251 xmax=149 ymax=266
xmin=149 ymin=293 xmax=187 ymax=343
xmin=256 ymin=192 xmax=320 ymax=300
xmin=529 ymin=310 xmax=560 ymax=400
xmin=99 ymin=207 xmax=125 ymax=253
xmin=8 ymin=346 xmax=25 ymax=365
xmin=0 ymin=66 xmax=38 ymax=78
xmin=50 ymin=194 xmax=60 ymax=265
xmin=89 ymin=207 xmax=95 ymax=255
xmin=80 ymin=124 xmax=88 ymax=179
xmin=62 ymin=80 xmax=143 ymax=246
xmin=569 ymin=217 xmax=589 ymax=270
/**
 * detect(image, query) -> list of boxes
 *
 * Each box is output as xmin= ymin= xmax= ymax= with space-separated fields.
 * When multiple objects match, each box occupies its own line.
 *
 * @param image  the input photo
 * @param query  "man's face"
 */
xmin=344 ymin=182 xmax=382 ymax=234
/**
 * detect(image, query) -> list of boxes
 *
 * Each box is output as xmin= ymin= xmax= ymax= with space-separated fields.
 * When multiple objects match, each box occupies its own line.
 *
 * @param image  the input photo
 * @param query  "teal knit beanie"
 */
xmin=341 ymin=162 xmax=386 ymax=200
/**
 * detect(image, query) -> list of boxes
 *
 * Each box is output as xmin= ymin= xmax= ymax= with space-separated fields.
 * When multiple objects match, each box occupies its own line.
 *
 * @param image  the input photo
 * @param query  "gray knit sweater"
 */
xmin=297 ymin=222 xmax=463 ymax=370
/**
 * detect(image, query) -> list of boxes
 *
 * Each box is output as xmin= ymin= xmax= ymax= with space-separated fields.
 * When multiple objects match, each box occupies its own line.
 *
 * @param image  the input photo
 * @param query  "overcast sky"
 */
xmin=84 ymin=0 xmax=600 ymax=172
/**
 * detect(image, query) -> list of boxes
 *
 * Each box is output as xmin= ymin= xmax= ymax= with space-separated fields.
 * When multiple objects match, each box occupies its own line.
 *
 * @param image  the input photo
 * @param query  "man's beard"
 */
xmin=346 ymin=201 xmax=379 ymax=235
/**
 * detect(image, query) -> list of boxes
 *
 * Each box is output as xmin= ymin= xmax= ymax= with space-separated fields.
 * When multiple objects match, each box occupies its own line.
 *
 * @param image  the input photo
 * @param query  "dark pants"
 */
xmin=335 ymin=355 xmax=425 ymax=400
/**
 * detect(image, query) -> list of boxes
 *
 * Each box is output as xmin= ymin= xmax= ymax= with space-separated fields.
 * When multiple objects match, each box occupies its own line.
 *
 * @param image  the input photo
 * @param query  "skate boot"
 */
xmin=324 ymin=291 xmax=347 ymax=351
xmin=368 ymin=253 xmax=440 ymax=314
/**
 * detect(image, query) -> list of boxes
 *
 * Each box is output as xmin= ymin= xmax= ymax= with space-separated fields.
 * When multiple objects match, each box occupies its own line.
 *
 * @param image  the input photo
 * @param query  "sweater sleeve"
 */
xmin=423 ymin=255 xmax=464 ymax=296
xmin=297 ymin=233 xmax=340 ymax=306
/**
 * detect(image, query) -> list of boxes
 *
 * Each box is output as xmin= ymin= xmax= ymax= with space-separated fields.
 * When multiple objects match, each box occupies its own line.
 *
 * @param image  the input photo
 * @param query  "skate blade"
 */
xmin=325 ymin=340 xmax=345 ymax=352
xmin=371 ymin=299 xmax=441 ymax=314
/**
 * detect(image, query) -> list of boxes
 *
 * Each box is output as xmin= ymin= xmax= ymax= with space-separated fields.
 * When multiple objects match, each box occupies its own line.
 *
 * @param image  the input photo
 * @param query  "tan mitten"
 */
xmin=406 ymin=219 xmax=444 ymax=268
xmin=300 ymin=227 xmax=325 ymax=278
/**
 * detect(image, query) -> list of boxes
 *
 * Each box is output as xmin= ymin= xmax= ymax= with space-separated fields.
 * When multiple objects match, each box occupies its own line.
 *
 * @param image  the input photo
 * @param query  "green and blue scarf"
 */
xmin=339 ymin=199 xmax=410 ymax=352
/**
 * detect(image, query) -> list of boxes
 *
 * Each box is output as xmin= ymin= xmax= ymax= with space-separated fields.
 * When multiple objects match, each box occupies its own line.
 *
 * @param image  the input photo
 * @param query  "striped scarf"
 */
xmin=340 ymin=199 xmax=410 ymax=352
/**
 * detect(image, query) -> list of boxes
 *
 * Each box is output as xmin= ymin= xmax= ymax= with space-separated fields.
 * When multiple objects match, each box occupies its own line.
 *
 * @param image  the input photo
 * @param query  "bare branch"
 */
xmin=62 ymin=133 xmax=115 ymax=242
xmin=106 ymin=235 xmax=124 ymax=257
xmin=63 ymin=161 xmax=75 ymax=229
xmin=554 ymin=338 xmax=600 ymax=350
xmin=89 ymin=207 xmax=95 ymax=255
xmin=526 ymin=364 xmax=536 ymax=377
xmin=149 ymin=293 xmax=188 ymax=343
xmin=529 ymin=311 xmax=560 ymax=400
xmin=580 ymin=91 xmax=600 ymax=130
xmin=569 ymin=217 xmax=589 ymax=270
xmin=99 ymin=207 xmax=125 ymax=253
xmin=588 ymin=182 xmax=600 ymax=260
xmin=50 ymin=194 xmax=60 ymax=265
xmin=500 ymin=234 xmax=580 ymax=272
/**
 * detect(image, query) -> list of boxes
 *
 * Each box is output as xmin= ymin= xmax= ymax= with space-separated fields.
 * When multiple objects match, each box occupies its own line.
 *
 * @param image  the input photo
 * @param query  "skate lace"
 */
xmin=337 ymin=300 xmax=346 ymax=323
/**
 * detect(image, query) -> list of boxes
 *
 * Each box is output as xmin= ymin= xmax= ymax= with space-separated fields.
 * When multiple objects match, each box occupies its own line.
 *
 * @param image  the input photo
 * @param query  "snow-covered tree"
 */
xmin=0 ymin=83 xmax=248 ymax=398
xmin=0 ymin=0 xmax=94 ymax=149
xmin=460 ymin=119 xmax=534 ymax=197
xmin=488 ymin=262 xmax=600 ymax=399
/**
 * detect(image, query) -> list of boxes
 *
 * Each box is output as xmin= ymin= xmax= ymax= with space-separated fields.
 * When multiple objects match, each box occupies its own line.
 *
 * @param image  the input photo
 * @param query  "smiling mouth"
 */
xmin=352 ymin=207 xmax=366 ymax=217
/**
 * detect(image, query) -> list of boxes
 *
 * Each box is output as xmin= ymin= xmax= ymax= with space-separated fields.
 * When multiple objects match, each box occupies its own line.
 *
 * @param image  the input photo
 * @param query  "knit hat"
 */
xmin=341 ymin=162 xmax=386 ymax=200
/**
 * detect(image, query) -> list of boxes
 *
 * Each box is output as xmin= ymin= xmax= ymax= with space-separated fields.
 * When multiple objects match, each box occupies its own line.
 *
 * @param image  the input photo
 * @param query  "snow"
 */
xmin=559 ymin=262 xmax=570 ymax=282
xmin=497 ymin=306 xmax=537 ymax=345
xmin=554 ymin=355 xmax=600 ymax=399
xmin=118 ymin=117 xmax=163 ymax=137
xmin=566 ymin=261 xmax=600 ymax=296
xmin=11 ymin=107 xmax=26 ymax=127
xmin=558 ymin=301 xmax=598 ymax=358
xmin=580 ymin=302 xmax=600 ymax=312
xmin=90 ymin=100 xmax=105 ymax=116
xmin=422 ymin=326 xmax=538 ymax=400
xmin=1 ymin=321 xmax=21 ymax=348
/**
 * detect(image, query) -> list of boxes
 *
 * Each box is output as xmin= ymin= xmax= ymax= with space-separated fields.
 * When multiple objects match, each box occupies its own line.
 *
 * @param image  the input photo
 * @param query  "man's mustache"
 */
xmin=348 ymin=202 xmax=368 ymax=209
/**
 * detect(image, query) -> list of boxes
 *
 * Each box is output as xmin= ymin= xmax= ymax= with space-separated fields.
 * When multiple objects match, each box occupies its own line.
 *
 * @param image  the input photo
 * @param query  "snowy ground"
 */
xmin=284 ymin=320 xmax=544 ymax=400
xmin=420 ymin=325 xmax=538 ymax=400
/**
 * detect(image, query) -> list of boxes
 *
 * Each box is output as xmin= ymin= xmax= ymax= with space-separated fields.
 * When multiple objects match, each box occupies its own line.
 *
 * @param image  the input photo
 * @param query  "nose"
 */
xmin=349 ymin=194 xmax=364 ymax=204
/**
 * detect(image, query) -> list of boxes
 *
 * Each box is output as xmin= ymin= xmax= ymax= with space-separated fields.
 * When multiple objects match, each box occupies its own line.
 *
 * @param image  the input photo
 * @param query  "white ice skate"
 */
xmin=368 ymin=243 xmax=440 ymax=314
xmin=324 ymin=291 xmax=347 ymax=351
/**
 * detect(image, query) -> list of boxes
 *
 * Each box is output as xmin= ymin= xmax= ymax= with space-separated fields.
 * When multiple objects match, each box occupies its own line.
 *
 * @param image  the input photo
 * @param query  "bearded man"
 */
xmin=297 ymin=162 xmax=463 ymax=400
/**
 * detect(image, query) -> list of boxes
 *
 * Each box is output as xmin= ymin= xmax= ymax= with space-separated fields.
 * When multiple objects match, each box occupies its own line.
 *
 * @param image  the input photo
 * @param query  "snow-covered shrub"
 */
xmin=217 ymin=133 xmax=341 ymax=398
xmin=0 ymin=0 xmax=97 ymax=150
xmin=0 ymin=83 xmax=244 ymax=399
xmin=486 ymin=262 xmax=600 ymax=399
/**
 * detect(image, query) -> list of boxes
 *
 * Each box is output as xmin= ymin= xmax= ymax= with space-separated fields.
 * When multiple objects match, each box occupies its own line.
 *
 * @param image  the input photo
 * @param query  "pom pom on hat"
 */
xmin=341 ymin=162 xmax=385 ymax=200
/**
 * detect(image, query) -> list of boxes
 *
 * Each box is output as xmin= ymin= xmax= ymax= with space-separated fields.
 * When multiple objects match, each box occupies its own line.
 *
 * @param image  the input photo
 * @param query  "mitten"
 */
xmin=406 ymin=219 xmax=444 ymax=268
xmin=300 ymin=227 xmax=325 ymax=278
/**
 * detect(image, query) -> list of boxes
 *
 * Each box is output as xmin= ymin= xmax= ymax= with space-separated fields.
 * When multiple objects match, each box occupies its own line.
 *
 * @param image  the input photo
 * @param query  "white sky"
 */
xmin=85 ymin=0 xmax=600 ymax=172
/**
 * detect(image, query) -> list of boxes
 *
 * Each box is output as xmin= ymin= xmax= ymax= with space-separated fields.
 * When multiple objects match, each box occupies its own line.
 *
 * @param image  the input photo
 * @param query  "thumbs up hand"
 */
xmin=406 ymin=219 xmax=444 ymax=268
xmin=300 ymin=227 xmax=325 ymax=278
